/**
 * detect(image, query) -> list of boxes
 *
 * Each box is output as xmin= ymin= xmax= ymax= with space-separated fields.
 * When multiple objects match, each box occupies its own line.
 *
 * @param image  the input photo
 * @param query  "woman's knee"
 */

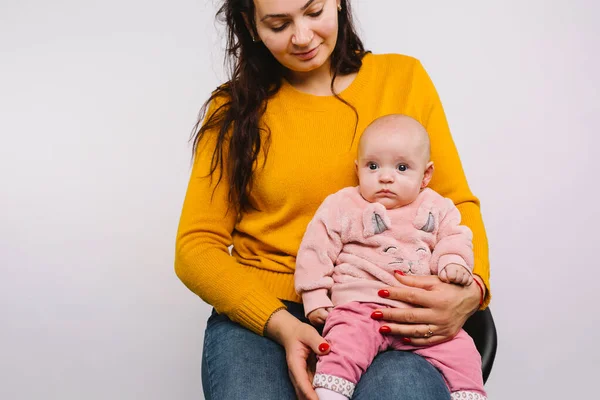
xmin=353 ymin=350 xmax=450 ymax=400
xmin=201 ymin=311 xmax=296 ymax=400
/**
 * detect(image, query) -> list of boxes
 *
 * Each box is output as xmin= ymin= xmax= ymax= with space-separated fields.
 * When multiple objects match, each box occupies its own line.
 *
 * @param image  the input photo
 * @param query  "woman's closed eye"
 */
xmin=270 ymin=22 xmax=289 ymax=32
xmin=308 ymin=8 xmax=324 ymax=18
xmin=268 ymin=8 xmax=324 ymax=32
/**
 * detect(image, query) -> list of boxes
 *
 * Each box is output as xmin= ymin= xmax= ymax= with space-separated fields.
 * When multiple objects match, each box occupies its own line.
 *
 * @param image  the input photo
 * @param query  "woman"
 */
xmin=175 ymin=1 xmax=490 ymax=399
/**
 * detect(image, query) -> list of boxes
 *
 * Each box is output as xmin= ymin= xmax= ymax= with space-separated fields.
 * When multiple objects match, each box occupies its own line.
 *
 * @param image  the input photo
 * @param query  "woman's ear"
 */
xmin=242 ymin=12 xmax=260 ymax=42
xmin=421 ymin=161 xmax=434 ymax=189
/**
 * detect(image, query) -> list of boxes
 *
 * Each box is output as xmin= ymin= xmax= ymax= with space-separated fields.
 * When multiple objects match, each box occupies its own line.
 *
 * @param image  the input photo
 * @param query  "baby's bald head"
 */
xmin=358 ymin=114 xmax=430 ymax=163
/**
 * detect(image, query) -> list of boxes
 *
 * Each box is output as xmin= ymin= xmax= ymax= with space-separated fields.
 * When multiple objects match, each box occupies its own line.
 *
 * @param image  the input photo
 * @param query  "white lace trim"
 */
xmin=451 ymin=391 xmax=487 ymax=400
xmin=313 ymin=373 xmax=355 ymax=398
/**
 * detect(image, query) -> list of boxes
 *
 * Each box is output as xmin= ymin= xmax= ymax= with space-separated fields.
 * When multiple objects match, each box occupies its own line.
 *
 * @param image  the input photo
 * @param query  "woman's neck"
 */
xmin=285 ymin=61 xmax=356 ymax=96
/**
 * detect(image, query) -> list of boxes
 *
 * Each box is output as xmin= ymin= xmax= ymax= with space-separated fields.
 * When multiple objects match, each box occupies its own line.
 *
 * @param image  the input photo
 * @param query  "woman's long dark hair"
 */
xmin=192 ymin=0 xmax=367 ymax=212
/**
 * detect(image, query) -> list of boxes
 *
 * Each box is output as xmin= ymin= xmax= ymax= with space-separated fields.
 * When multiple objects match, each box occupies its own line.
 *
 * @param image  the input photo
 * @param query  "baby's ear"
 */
xmin=421 ymin=161 xmax=434 ymax=189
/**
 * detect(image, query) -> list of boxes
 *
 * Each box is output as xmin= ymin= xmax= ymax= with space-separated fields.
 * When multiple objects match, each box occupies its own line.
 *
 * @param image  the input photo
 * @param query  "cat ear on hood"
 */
xmin=413 ymin=202 xmax=437 ymax=233
xmin=362 ymin=203 xmax=391 ymax=237
xmin=420 ymin=212 xmax=435 ymax=233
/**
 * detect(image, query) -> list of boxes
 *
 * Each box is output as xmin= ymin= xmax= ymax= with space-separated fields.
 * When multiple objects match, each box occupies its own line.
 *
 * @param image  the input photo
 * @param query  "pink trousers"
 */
xmin=314 ymin=302 xmax=486 ymax=398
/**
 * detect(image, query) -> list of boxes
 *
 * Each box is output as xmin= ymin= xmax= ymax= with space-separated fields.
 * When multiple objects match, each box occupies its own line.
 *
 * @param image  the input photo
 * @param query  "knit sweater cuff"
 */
xmin=479 ymin=287 xmax=492 ymax=310
xmin=233 ymin=290 xmax=287 ymax=336
xmin=473 ymin=258 xmax=491 ymax=310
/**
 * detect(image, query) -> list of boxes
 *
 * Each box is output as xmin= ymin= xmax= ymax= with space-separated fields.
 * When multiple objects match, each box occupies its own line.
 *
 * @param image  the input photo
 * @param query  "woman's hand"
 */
xmin=373 ymin=272 xmax=484 ymax=346
xmin=265 ymin=309 xmax=331 ymax=400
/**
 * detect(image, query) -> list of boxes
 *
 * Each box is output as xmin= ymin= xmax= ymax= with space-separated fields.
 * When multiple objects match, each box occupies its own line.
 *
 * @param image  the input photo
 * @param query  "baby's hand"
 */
xmin=307 ymin=307 xmax=331 ymax=326
xmin=439 ymin=263 xmax=473 ymax=286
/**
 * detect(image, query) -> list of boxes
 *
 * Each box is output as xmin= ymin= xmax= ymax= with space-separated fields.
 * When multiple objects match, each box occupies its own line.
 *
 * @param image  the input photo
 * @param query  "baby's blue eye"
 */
xmin=368 ymin=162 xmax=378 ymax=170
xmin=397 ymin=164 xmax=407 ymax=172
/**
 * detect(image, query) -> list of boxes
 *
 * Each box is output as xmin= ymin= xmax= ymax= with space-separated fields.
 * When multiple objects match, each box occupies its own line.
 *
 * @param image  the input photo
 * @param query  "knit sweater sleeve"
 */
xmin=174 ymin=97 xmax=285 ymax=335
xmin=410 ymin=59 xmax=491 ymax=308
xmin=294 ymin=194 xmax=344 ymax=317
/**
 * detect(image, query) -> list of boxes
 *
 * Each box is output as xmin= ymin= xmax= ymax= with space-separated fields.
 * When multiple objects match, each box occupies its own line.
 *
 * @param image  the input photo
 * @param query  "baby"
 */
xmin=295 ymin=114 xmax=486 ymax=400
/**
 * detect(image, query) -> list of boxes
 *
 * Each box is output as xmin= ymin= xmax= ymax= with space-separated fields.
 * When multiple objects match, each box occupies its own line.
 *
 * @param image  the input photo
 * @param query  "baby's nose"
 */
xmin=379 ymin=172 xmax=394 ymax=182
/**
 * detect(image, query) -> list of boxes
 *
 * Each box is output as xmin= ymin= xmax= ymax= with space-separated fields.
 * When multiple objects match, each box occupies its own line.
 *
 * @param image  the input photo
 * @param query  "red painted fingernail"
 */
xmin=379 ymin=326 xmax=391 ymax=334
xmin=394 ymin=270 xmax=405 ymax=276
xmin=378 ymin=289 xmax=390 ymax=298
xmin=402 ymin=337 xmax=412 ymax=344
xmin=371 ymin=311 xmax=384 ymax=320
xmin=318 ymin=343 xmax=330 ymax=352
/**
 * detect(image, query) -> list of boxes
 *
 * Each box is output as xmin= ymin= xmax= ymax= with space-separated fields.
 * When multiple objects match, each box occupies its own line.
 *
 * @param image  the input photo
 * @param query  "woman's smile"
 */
xmin=292 ymin=44 xmax=321 ymax=60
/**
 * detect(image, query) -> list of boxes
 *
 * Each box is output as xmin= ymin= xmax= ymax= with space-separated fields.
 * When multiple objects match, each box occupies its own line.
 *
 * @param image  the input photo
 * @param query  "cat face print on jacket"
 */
xmin=360 ymin=203 xmax=436 ymax=276
xmin=379 ymin=242 xmax=432 ymax=276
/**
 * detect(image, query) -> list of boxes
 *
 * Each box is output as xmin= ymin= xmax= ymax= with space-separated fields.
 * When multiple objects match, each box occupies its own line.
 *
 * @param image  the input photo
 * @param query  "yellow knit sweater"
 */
xmin=175 ymin=53 xmax=491 ymax=335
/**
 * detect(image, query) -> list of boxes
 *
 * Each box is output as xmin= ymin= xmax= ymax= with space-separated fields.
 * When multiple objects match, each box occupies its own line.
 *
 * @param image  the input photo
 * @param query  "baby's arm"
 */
xmin=431 ymin=199 xmax=474 ymax=286
xmin=294 ymin=195 xmax=344 ymax=320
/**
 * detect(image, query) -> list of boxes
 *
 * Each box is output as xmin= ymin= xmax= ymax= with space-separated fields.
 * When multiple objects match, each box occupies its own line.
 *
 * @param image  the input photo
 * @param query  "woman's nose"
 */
xmin=291 ymin=23 xmax=313 ymax=46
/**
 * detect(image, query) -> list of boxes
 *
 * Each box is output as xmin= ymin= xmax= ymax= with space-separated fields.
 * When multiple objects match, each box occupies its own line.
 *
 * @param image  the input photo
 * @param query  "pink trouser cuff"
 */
xmin=313 ymin=374 xmax=354 ymax=398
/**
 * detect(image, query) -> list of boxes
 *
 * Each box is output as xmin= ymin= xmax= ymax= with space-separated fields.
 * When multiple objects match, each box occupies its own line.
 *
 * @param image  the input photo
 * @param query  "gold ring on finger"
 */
xmin=424 ymin=325 xmax=434 ymax=338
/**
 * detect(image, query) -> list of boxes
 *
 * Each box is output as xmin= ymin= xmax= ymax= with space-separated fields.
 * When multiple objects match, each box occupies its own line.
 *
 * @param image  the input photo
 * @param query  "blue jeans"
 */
xmin=202 ymin=301 xmax=450 ymax=399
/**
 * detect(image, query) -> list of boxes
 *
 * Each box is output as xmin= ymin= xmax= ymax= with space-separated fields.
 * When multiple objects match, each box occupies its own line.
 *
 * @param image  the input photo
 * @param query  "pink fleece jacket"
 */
xmin=294 ymin=186 xmax=474 ymax=317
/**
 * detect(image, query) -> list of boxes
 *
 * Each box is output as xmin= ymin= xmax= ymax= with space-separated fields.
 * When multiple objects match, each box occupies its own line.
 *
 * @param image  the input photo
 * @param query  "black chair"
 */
xmin=463 ymin=308 xmax=497 ymax=383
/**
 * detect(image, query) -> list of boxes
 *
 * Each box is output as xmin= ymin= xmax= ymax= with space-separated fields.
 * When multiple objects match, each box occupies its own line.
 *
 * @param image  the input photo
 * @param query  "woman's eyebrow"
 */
xmin=260 ymin=0 xmax=317 ymax=22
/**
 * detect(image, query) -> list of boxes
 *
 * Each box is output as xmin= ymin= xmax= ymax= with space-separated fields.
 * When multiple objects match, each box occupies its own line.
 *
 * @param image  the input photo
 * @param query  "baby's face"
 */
xmin=356 ymin=127 xmax=429 ymax=209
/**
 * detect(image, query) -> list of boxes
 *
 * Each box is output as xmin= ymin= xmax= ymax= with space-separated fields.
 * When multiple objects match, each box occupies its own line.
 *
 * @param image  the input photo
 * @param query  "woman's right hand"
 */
xmin=265 ymin=309 xmax=331 ymax=400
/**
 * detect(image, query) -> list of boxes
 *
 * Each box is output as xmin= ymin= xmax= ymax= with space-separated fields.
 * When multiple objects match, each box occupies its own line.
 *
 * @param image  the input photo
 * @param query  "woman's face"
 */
xmin=252 ymin=0 xmax=341 ymax=75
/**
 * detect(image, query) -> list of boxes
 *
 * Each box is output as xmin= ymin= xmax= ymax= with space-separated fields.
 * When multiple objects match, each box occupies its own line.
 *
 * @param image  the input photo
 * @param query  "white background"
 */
xmin=1 ymin=0 xmax=598 ymax=398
